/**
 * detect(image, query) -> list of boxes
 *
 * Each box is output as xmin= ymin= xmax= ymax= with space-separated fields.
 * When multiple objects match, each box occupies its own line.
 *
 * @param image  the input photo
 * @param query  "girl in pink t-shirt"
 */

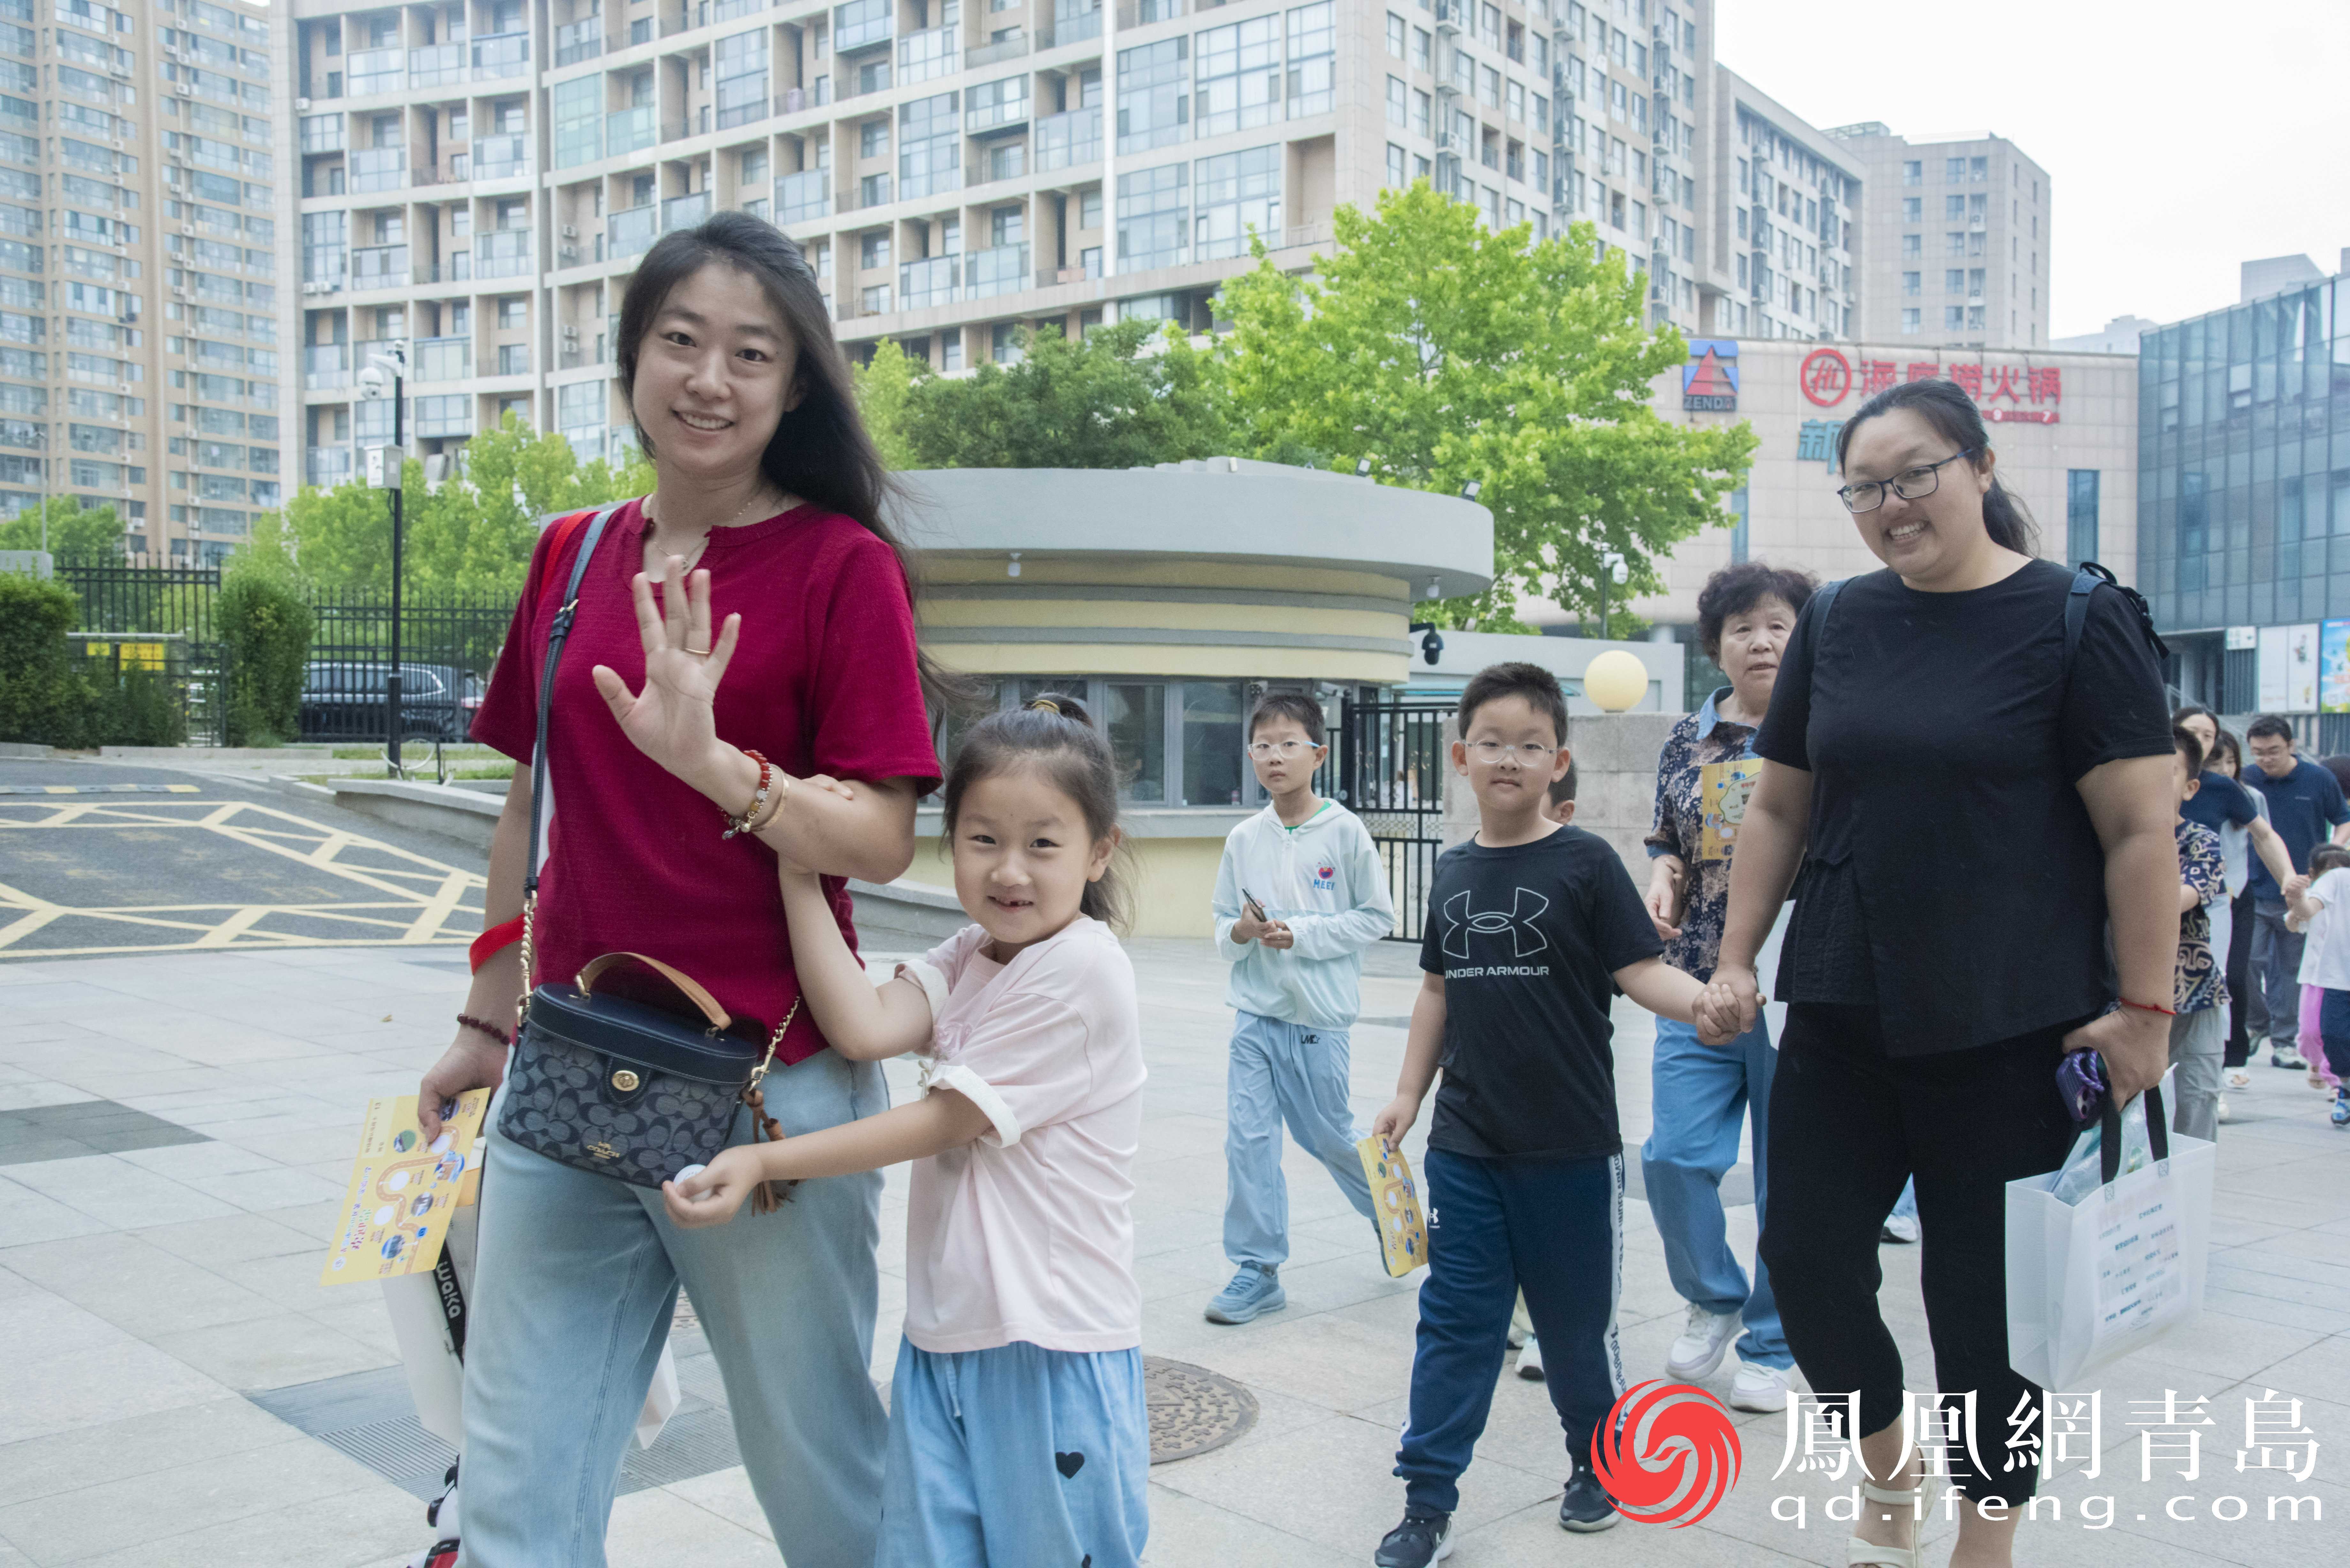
xmin=666 ymin=694 xmax=1149 ymax=1568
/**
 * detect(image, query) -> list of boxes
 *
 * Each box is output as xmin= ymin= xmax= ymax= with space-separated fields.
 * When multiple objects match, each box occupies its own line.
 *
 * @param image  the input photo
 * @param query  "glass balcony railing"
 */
xmin=411 ymin=335 xmax=468 ymax=382
xmin=299 ymin=115 xmax=346 ymax=154
xmin=408 ymin=42 xmax=465 ymax=87
xmin=608 ymin=205 xmax=656 ymax=259
xmin=471 ymin=31 xmax=529 ymax=79
xmin=965 ymin=242 xmax=1029 ymax=299
xmin=608 ymin=106 xmax=655 ymax=157
xmin=300 ymin=343 xmax=350 ymax=389
xmin=833 ymin=2 xmax=893 ymax=53
xmin=477 ymin=231 xmax=531 ymax=278
xmin=776 ymin=170 xmax=830 ymax=223
xmin=899 ymin=25 xmax=957 ymax=83
xmin=349 ymin=245 xmax=409 ymax=285
xmin=305 ymin=446 xmax=355 ymax=487
xmin=349 ymin=147 xmax=406 ymax=192
xmin=346 ymin=47 xmax=403 ymax=96
xmin=968 ymin=87 xmax=1030 ymax=133
xmin=553 ymin=18 xmax=603 ymax=67
xmin=1035 ymin=106 xmax=1101 ymax=170
xmin=662 ymin=191 xmax=712 ymax=233
xmin=900 ymin=255 xmax=958 ymax=309
xmin=473 ymin=133 xmax=527 ymax=179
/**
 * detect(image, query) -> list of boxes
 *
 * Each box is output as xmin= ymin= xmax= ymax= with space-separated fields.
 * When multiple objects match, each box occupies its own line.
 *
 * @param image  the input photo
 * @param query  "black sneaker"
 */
xmin=1558 ymin=1466 xmax=1620 ymax=1532
xmin=1373 ymin=1506 xmax=1454 ymax=1566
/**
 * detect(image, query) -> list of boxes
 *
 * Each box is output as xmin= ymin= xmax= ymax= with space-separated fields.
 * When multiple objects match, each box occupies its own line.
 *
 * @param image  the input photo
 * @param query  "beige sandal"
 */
xmin=1846 ymin=1475 xmax=1933 ymax=1568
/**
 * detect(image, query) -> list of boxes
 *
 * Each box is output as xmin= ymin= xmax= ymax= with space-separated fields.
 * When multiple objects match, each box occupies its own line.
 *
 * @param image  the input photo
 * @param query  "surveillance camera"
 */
xmin=358 ymin=366 xmax=387 ymax=395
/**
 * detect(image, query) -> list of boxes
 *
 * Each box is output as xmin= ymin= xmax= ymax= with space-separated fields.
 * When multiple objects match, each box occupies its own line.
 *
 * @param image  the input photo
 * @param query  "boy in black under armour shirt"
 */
xmin=1368 ymin=662 xmax=1714 ymax=1565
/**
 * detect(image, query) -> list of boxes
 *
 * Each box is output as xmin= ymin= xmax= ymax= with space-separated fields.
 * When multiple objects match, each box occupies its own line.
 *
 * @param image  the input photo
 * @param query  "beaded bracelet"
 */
xmin=722 ymin=749 xmax=773 ymax=839
xmin=456 ymin=1013 xmax=514 ymax=1047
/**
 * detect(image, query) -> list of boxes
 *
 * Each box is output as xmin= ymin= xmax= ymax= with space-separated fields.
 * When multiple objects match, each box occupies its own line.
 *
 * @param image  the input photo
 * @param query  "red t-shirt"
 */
xmin=473 ymin=498 xmax=942 ymax=1067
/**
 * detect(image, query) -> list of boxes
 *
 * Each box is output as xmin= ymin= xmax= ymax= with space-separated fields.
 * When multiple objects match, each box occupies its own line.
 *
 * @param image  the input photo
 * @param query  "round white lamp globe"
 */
xmin=1582 ymin=650 xmax=1649 ymax=713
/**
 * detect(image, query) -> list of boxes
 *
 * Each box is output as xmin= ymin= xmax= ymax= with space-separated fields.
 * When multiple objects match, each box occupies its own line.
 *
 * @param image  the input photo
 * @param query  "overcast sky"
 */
xmin=1715 ymin=0 xmax=2350 ymax=337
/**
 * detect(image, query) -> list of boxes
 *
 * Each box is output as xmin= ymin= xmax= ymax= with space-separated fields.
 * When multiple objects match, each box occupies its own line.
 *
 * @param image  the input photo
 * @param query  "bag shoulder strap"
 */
xmin=522 ymin=502 xmax=625 ymax=903
xmin=2066 ymin=560 xmax=2169 ymax=666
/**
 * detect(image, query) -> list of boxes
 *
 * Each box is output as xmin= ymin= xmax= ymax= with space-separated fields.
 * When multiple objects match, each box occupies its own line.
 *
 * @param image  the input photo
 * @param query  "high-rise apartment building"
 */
xmin=0 ymin=0 xmax=278 ymax=564
xmin=1699 ymin=67 xmax=1859 ymax=343
xmin=1829 ymin=122 xmax=2049 ymax=351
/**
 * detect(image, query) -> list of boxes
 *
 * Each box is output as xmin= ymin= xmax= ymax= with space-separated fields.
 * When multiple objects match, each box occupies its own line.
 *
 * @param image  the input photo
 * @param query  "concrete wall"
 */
xmin=1439 ymin=712 xmax=1682 ymax=892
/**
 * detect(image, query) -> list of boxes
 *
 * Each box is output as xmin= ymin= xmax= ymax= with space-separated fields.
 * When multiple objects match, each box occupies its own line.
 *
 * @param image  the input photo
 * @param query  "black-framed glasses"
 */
xmin=1836 ymin=448 xmax=1978 ymax=514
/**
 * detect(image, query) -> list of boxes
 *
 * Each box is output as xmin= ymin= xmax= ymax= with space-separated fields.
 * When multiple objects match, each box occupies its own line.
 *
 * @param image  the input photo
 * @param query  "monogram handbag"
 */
xmin=494 ymin=503 xmax=796 ymax=1208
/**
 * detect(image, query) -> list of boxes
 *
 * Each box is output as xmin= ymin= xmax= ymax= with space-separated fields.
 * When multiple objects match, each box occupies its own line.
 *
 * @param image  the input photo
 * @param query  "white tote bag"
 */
xmin=2006 ymin=1076 xmax=2216 ymax=1390
xmin=384 ymin=1085 xmax=682 ymax=1451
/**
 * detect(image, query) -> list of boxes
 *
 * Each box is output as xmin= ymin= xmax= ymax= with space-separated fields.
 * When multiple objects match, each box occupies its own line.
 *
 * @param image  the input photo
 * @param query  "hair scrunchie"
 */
xmin=1027 ymin=698 xmax=1061 ymax=715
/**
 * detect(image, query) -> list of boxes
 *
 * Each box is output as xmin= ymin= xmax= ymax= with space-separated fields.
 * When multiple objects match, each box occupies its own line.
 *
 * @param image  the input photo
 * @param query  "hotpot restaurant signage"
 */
xmin=1683 ymin=339 xmax=1740 ymax=411
xmin=1796 ymin=347 xmax=2065 ymax=423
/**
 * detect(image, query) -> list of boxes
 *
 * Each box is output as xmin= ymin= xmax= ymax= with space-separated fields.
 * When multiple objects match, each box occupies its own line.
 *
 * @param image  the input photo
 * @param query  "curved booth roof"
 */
xmin=893 ymin=459 xmax=1495 ymax=687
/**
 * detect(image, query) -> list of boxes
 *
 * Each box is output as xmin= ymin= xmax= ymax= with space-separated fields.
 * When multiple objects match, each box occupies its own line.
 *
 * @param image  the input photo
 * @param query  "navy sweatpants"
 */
xmin=1394 ymin=1148 xmax=1626 ymax=1513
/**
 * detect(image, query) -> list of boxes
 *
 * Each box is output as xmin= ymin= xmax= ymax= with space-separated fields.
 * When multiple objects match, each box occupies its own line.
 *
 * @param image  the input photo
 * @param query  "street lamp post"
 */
xmin=360 ymin=343 xmax=409 ymax=776
xmin=1597 ymin=550 xmax=1627 ymax=641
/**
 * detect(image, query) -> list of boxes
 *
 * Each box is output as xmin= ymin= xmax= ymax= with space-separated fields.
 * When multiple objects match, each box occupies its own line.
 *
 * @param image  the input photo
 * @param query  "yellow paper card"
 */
xmin=1359 ymin=1136 xmax=1429 ymax=1278
xmin=319 ymin=1091 xmax=489 ymax=1288
xmin=1698 ymin=756 xmax=1764 ymax=862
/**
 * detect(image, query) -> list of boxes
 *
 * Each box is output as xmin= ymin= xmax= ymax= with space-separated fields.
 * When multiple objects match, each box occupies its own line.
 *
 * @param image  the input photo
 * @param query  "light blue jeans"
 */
xmin=1640 ymin=1014 xmax=1792 ymax=1369
xmin=1223 ymin=1010 xmax=1376 ymax=1269
xmin=879 ymin=1338 xmax=1150 ymax=1568
xmin=457 ymin=1048 xmax=889 ymax=1568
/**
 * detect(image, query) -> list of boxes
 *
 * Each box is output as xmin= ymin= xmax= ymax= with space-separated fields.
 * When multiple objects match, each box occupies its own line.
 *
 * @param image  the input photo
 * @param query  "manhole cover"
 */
xmin=1146 ymin=1355 xmax=1257 ymax=1464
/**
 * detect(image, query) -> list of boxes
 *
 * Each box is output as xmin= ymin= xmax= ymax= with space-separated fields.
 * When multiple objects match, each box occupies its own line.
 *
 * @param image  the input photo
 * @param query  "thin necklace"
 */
xmin=644 ymin=487 xmax=771 ymax=571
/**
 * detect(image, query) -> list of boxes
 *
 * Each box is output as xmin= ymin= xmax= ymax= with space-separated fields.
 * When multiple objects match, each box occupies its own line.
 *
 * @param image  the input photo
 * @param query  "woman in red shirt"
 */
xmin=416 ymin=213 xmax=942 ymax=1568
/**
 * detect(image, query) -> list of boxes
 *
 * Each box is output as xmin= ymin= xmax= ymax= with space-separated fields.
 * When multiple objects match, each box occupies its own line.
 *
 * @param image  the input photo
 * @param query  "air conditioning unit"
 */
xmin=559 ymin=224 xmax=579 ymax=239
xmin=560 ymin=324 xmax=579 ymax=340
xmin=301 ymin=281 xmax=326 ymax=295
xmin=1434 ymin=0 xmax=1463 ymax=34
xmin=1434 ymin=131 xmax=1460 ymax=156
xmin=181 ymin=224 xmax=195 ymax=236
xmin=175 ymin=84 xmax=193 ymax=97
xmin=558 ymin=245 xmax=580 ymax=263
xmin=296 ymin=98 xmax=312 ymax=111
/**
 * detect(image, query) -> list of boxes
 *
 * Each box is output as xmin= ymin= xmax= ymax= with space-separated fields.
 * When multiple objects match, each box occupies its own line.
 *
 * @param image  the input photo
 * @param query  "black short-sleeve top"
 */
xmin=1752 ymin=558 xmax=2172 ymax=1056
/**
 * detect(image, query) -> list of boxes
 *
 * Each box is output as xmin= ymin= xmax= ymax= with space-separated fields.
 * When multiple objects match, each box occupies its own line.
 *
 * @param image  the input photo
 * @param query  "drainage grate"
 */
xmin=0 ymin=1098 xmax=209 ymax=1167
xmin=1145 ymin=1355 xmax=1258 ymax=1464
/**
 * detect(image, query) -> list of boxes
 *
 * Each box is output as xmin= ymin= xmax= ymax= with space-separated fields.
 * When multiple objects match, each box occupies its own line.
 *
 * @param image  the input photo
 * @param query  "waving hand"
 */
xmin=590 ymin=555 xmax=742 ymax=785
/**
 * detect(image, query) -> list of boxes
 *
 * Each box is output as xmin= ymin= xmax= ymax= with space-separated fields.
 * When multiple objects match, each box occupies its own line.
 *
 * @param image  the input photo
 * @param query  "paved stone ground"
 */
xmin=2 ymin=935 xmax=2346 ymax=1567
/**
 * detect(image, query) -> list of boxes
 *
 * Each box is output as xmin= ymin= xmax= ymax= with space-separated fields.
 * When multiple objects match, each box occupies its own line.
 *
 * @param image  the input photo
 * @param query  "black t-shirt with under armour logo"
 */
xmin=1417 ymin=825 xmax=1664 ymax=1160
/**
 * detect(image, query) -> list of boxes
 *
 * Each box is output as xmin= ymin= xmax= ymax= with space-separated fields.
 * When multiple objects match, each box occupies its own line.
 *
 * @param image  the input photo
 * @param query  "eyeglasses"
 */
xmin=1247 ymin=739 xmax=1320 ymax=759
xmin=1466 ymin=741 xmax=1557 ymax=765
xmin=1836 ymin=448 xmax=1978 ymax=514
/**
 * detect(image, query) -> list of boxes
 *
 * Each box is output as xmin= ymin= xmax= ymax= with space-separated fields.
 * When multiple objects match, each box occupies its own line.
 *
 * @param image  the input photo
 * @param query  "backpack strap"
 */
xmin=2066 ymin=561 xmax=2168 ymax=665
xmin=1807 ymin=576 xmax=1847 ymax=639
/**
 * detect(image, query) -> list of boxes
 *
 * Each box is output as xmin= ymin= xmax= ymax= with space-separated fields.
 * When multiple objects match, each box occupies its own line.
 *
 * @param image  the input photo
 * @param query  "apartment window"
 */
xmin=1385 ymin=76 xmax=1408 ymax=128
xmin=1966 ymin=304 xmax=1985 ymax=330
xmin=1386 ymin=12 xmax=1406 ymax=57
xmin=1194 ymin=144 xmax=1280 ymax=260
xmin=1506 ymin=81 xmax=1523 ymax=123
xmin=1944 ymin=268 xmax=1963 ymax=294
xmin=498 ymin=297 xmax=526 ymax=327
xmin=862 ymin=283 xmax=891 ymax=314
xmin=1903 ymin=159 xmax=1921 ymax=185
xmin=861 ymin=119 xmax=890 ymax=158
xmin=1412 ymin=89 xmax=1431 ymax=137
xmin=1902 ymin=271 xmax=1920 ymax=297
xmin=1967 ymin=267 xmax=1985 ymax=297
xmin=1286 ymin=2 xmax=1335 ymax=118
xmin=990 ymin=320 xmax=1021 ymax=364
xmin=1117 ymin=38 xmax=1188 ymax=153
xmin=991 ymin=206 xmax=1024 ymax=247
xmin=1901 ymin=197 xmax=1920 ymax=222
xmin=1946 ymin=231 xmax=1966 ymax=257
xmin=1970 ymin=155 xmax=1988 ymax=182
xmin=860 ymin=230 xmax=891 ymax=270
xmin=1945 ymin=194 xmax=1965 ymax=219
xmin=1945 ymin=156 xmax=1965 ymax=183
xmin=1944 ymin=305 xmax=1963 ymax=330
xmin=898 ymin=92 xmax=960 ymax=200
xmin=1412 ymin=27 xmax=1430 ymax=72
xmin=1386 ymin=142 xmax=1407 ymax=190
xmin=552 ymin=77 xmax=600 ymax=169
xmin=1196 ymin=16 xmax=1279 ymax=138
xmin=2066 ymin=470 xmax=2098 ymax=564
xmin=1117 ymin=162 xmax=1187 ymax=271
xmin=497 ymin=343 xmax=528 ymax=375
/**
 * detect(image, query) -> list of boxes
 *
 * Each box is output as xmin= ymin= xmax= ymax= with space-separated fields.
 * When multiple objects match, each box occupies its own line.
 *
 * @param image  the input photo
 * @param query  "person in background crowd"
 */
xmin=2174 ymin=708 xmax=2294 ymax=1120
xmin=1702 ymin=378 xmax=2176 ymax=1568
xmin=2285 ymin=842 xmax=2350 ymax=1129
xmin=2241 ymin=716 xmax=2350 ymax=1072
xmin=2170 ymin=726 xmax=2231 ymax=1141
xmin=1638 ymin=561 xmax=1815 ymax=1414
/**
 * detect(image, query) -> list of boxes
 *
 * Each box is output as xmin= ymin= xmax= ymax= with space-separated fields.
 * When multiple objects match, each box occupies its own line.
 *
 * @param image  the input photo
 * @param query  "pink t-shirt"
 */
xmin=897 ymin=917 xmax=1146 ymax=1355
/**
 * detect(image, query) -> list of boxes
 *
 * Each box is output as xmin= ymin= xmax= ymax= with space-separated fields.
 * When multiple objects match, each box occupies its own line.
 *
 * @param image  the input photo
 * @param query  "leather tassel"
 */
xmin=744 ymin=1086 xmax=796 ymax=1215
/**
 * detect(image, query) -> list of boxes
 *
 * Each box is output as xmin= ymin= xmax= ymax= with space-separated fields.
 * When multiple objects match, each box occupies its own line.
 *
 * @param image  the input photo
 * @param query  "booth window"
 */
xmin=943 ymin=676 xmax=1282 ymax=807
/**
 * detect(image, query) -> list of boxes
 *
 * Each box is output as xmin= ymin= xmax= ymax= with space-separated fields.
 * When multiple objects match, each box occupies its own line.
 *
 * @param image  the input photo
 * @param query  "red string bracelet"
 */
xmin=2119 ymin=997 xmax=2177 ymax=1017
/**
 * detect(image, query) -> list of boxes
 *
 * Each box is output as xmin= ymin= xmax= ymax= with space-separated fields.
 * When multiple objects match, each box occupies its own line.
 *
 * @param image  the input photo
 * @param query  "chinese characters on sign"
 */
xmin=1795 ymin=419 xmax=1843 ymax=467
xmin=1799 ymin=358 xmax=2063 ymax=423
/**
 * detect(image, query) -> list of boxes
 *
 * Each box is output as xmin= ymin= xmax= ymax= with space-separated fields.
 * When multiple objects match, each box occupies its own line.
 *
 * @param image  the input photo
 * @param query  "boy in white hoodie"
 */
xmin=1206 ymin=693 xmax=1398 ymax=1324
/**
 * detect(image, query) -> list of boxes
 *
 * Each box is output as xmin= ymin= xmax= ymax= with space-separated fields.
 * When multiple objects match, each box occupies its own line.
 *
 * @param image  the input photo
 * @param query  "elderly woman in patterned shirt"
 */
xmin=1638 ymin=561 xmax=1815 ymax=1414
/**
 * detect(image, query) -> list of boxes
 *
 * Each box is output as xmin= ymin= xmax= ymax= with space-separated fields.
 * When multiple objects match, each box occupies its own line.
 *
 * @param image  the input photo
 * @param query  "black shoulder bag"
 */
xmin=494 ymin=504 xmax=797 ymax=1210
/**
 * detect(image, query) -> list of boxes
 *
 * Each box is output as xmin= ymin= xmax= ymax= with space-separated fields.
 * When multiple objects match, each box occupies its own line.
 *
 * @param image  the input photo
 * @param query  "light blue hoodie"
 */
xmin=1211 ymin=799 xmax=1396 ymax=1030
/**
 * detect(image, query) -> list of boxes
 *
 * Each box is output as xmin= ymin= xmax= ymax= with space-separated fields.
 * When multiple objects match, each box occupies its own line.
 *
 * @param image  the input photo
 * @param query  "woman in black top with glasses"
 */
xmin=1698 ymin=379 xmax=2175 ymax=1568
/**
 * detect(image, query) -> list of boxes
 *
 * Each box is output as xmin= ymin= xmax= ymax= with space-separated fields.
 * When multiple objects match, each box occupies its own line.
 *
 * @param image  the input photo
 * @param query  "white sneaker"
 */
xmin=2216 ymin=1093 xmax=2232 ymax=1124
xmin=2225 ymin=1067 xmax=2253 ymax=1091
xmin=1881 ymin=1214 xmax=1921 ymax=1245
xmin=1664 ymin=1302 xmax=1740 ymax=1380
xmin=1516 ymin=1334 xmax=1546 ymax=1380
xmin=1728 ymin=1358 xmax=1794 ymax=1413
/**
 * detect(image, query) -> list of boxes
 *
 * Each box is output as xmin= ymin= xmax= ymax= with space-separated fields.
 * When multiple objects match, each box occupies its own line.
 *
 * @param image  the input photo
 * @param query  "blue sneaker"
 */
xmin=2332 ymin=1088 xmax=2349 ymax=1128
xmin=1205 ymin=1263 xmax=1285 ymax=1324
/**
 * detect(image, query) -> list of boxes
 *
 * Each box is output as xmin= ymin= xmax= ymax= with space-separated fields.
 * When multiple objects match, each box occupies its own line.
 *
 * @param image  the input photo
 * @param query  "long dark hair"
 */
xmin=616 ymin=212 xmax=964 ymax=707
xmin=941 ymin=693 xmax=1133 ymax=933
xmin=1831 ymin=377 xmax=2040 ymax=557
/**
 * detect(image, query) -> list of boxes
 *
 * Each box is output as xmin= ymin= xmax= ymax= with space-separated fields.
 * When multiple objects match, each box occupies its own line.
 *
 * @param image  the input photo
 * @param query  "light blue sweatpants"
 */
xmin=878 ymin=1337 xmax=1150 ymax=1568
xmin=1223 ymin=1009 xmax=1376 ymax=1269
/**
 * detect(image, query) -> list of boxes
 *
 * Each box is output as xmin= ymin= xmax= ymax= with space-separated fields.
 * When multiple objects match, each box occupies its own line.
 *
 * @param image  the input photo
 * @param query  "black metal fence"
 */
xmin=48 ymin=556 xmax=517 ymax=750
xmin=1338 ymin=699 xmax=1454 ymax=941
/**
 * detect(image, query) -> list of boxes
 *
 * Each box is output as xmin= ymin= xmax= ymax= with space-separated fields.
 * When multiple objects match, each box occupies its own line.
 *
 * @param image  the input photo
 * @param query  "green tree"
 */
xmin=901 ymin=319 xmax=1227 ymax=470
xmin=854 ymin=336 xmax=926 ymax=470
xmin=217 ymin=563 xmax=314 ymax=746
xmin=1216 ymin=182 xmax=1757 ymax=633
xmin=0 ymin=496 xmax=125 ymax=559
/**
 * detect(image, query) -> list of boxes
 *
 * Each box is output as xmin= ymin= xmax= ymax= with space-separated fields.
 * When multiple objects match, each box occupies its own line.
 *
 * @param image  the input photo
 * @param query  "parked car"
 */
xmin=299 ymin=661 xmax=472 ymax=742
